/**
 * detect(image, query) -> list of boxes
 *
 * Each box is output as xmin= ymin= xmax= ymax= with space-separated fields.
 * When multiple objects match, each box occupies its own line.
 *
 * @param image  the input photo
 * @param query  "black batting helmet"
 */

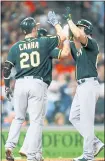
xmin=37 ymin=28 xmax=48 ymax=37
xmin=20 ymin=17 xmax=39 ymax=34
xmin=76 ymin=19 xmax=93 ymax=35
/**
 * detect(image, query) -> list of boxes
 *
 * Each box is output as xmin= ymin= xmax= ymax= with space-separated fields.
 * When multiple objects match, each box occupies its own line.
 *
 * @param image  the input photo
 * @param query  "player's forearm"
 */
xmin=67 ymin=20 xmax=81 ymax=39
xmin=3 ymin=62 xmax=12 ymax=87
xmin=63 ymin=7 xmax=87 ymax=44
xmin=55 ymin=24 xmax=62 ymax=33
xmin=60 ymin=40 xmax=71 ymax=58
xmin=48 ymin=11 xmax=66 ymax=41
xmin=67 ymin=20 xmax=87 ymax=45
xmin=55 ymin=24 xmax=66 ymax=42
xmin=63 ymin=7 xmax=80 ymax=38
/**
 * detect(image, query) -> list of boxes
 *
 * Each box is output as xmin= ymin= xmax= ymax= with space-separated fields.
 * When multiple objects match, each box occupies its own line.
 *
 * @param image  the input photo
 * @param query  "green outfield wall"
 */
xmin=1 ymin=130 xmax=104 ymax=159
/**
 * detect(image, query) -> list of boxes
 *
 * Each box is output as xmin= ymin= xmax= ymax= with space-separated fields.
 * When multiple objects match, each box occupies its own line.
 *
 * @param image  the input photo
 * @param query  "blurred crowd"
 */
xmin=1 ymin=1 xmax=104 ymax=127
xmin=80 ymin=1 xmax=104 ymax=33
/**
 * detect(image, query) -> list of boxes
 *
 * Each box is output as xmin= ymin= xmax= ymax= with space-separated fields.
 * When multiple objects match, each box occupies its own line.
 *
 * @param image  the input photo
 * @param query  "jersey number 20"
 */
xmin=20 ymin=51 xmax=40 ymax=68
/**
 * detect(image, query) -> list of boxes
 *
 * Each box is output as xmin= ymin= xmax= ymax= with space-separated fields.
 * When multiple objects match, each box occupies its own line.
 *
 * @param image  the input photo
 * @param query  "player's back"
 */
xmin=7 ymin=36 xmax=59 ymax=79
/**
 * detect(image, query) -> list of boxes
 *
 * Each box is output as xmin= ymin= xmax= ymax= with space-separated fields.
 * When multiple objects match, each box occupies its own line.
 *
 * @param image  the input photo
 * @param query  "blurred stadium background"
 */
xmin=1 ymin=1 xmax=104 ymax=159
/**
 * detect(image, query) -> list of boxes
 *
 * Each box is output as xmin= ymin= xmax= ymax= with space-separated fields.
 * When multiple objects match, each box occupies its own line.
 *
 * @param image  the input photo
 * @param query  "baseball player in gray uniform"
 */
xmin=62 ymin=7 xmax=104 ymax=161
xmin=18 ymin=28 xmax=70 ymax=158
xmin=3 ymin=15 xmax=69 ymax=161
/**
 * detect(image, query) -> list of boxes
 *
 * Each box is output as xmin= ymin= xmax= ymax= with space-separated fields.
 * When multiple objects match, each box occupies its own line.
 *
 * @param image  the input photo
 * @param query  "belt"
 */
xmin=20 ymin=76 xmax=43 ymax=81
xmin=77 ymin=77 xmax=98 ymax=85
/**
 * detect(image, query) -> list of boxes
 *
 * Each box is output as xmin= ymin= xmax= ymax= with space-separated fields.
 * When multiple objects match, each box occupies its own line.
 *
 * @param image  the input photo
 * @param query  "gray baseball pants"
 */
xmin=5 ymin=77 xmax=48 ymax=160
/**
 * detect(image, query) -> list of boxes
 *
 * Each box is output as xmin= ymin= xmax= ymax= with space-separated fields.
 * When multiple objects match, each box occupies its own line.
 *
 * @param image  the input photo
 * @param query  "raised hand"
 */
xmin=63 ymin=7 xmax=72 ymax=21
xmin=47 ymin=11 xmax=59 ymax=26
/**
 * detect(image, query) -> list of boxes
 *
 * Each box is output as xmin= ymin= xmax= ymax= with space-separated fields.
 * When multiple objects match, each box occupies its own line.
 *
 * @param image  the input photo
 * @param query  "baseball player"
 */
xmin=62 ymin=7 xmax=104 ymax=161
xmin=18 ymin=28 xmax=70 ymax=157
xmin=3 ymin=16 xmax=69 ymax=161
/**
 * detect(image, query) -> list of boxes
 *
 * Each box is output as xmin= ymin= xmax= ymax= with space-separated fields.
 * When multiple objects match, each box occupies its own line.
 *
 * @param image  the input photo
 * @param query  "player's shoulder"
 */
xmin=9 ymin=41 xmax=19 ymax=52
xmin=47 ymin=35 xmax=53 ymax=37
xmin=11 ymin=40 xmax=21 ymax=48
xmin=88 ymin=37 xmax=98 ymax=45
xmin=88 ymin=37 xmax=95 ymax=42
xmin=47 ymin=35 xmax=58 ymax=39
xmin=38 ymin=37 xmax=48 ymax=45
xmin=39 ymin=34 xmax=53 ymax=38
xmin=39 ymin=35 xmax=57 ymax=39
xmin=88 ymin=37 xmax=99 ymax=49
xmin=39 ymin=35 xmax=57 ymax=43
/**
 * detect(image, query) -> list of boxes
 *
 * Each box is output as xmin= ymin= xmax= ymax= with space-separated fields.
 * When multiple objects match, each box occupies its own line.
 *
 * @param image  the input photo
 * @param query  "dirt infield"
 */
xmin=2 ymin=158 xmax=105 ymax=161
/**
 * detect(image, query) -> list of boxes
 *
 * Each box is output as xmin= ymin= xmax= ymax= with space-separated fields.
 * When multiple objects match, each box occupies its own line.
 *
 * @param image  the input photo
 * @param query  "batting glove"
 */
xmin=5 ymin=87 xmax=13 ymax=101
xmin=63 ymin=7 xmax=72 ymax=21
xmin=47 ymin=11 xmax=59 ymax=26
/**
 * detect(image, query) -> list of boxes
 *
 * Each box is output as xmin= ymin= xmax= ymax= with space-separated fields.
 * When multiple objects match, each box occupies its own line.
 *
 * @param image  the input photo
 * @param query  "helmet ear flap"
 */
xmin=84 ymin=28 xmax=90 ymax=35
xmin=84 ymin=26 xmax=92 ymax=35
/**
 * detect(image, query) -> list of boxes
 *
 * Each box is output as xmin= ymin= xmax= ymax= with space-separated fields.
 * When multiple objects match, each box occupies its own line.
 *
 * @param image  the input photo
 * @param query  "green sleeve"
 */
xmin=6 ymin=47 xmax=15 ymax=66
xmin=82 ymin=38 xmax=99 ymax=53
xmin=70 ymin=41 xmax=77 ymax=61
xmin=50 ymin=48 xmax=62 ymax=59
xmin=47 ymin=36 xmax=60 ymax=52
